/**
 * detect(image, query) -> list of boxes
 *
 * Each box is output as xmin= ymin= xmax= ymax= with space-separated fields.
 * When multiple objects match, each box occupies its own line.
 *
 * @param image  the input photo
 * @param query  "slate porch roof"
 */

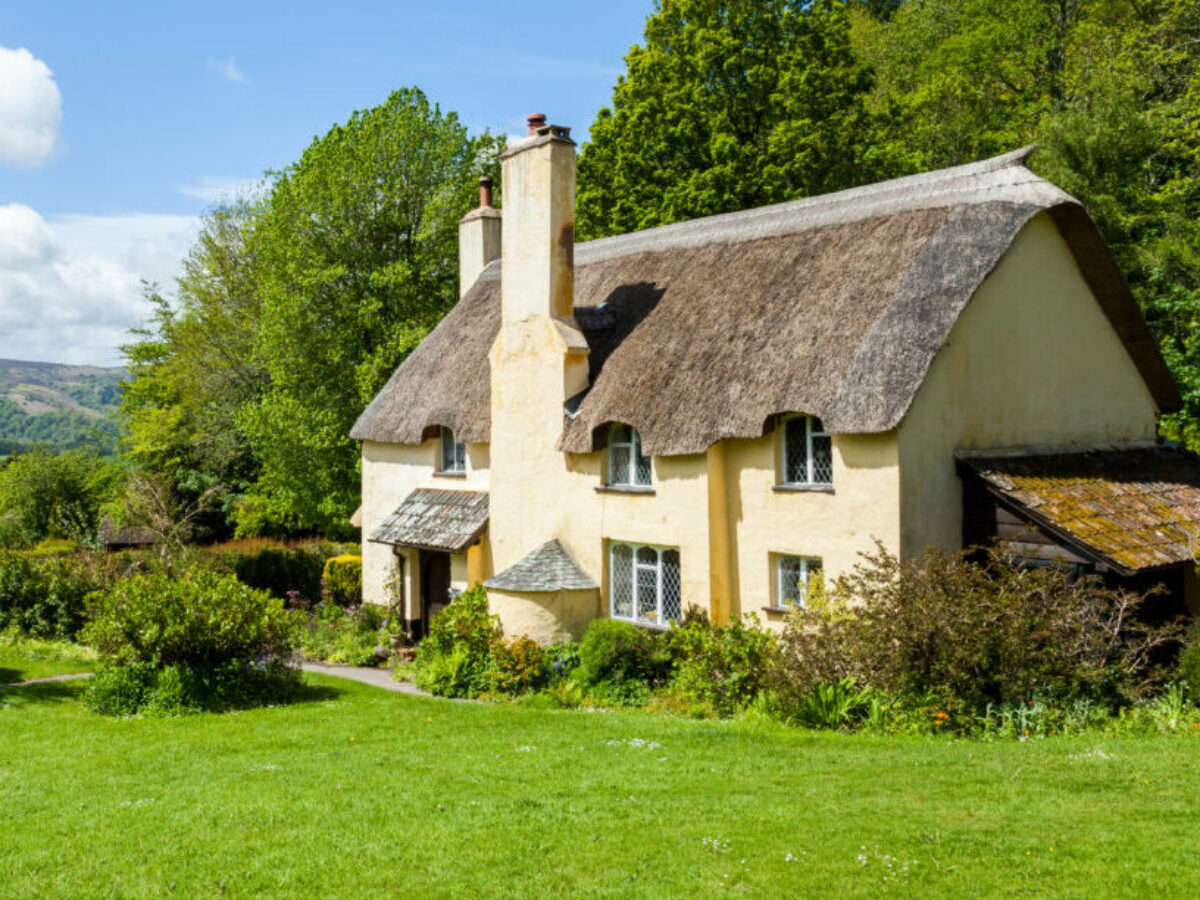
xmin=368 ymin=488 xmax=488 ymax=553
xmin=484 ymin=540 xmax=598 ymax=593
xmin=959 ymin=446 xmax=1200 ymax=574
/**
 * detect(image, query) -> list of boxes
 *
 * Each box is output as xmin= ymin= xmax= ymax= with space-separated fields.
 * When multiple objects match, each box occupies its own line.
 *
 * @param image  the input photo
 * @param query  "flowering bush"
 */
xmin=296 ymin=600 xmax=400 ymax=666
xmin=574 ymin=618 xmax=671 ymax=702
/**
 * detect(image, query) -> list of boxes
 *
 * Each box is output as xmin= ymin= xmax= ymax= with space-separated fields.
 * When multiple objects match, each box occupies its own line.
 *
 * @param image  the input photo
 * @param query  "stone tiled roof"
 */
xmin=484 ymin=540 xmax=598 ymax=592
xmin=960 ymin=446 xmax=1200 ymax=573
xmin=368 ymin=488 xmax=488 ymax=553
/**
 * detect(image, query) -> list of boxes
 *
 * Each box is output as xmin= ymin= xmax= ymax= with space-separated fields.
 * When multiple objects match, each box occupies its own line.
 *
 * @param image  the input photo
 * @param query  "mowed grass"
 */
xmin=0 ymin=641 xmax=96 ymax=683
xmin=3 ymin=672 xmax=1200 ymax=899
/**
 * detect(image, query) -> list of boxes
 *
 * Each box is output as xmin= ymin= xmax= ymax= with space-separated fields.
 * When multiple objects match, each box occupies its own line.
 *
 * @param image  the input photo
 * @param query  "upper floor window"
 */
xmin=782 ymin=415 xmax=832 ymax=487
xmin=776 ymin=555 xmax=822 ymax=608
xmin=610 ymin=542 xmax=681 ymax=626
xmin=439 ymin=426 xmax=465 ymax=473
xmin=607 ymin=423 xmax=651 ymax=487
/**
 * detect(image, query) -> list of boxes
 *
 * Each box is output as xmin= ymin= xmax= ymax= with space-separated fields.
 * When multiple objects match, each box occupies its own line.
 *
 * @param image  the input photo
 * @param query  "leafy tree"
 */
xmin=120 ymin=200 xmax=265 ymax=534
xmin=238 ymin=87 xmax=503 ymax=534
xmin=0 ymin=449 xmax=124 ymax=547
xmin=577 ymin=0 xmax=908 ymax=239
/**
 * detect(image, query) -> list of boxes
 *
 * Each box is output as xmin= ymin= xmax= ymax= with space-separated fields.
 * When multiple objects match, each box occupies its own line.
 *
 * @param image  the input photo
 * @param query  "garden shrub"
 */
xmin=322 ymin=555 xmax=363 ymax=607
xmin=575 ymin=618 xmax=671 ymax=696
xmin=206 ymin=540 xmax=345 ymax=602
xmin=774 ymin=544 xmax=1184 ymax=720
xmin=81 ymin=570 xmax=301 ymax=716
xmin=490 ymin=635 xmax=551 ymax=695
xmin=0 ymin=549 xmax=116 ymax=638
xmin=1176 ymin=628 xmax=1200 ymax=701
xmin=411 ymin=585 xmax=500 ymax=698
xmin=84 ymin=660 xmax=303 ymax=716
xmin=297 ymin=601 xmax=399 ymax=666
xmin=664 ymin=607 xmax=776 ymax=716
xmin=83 ymin=570 xmax=298 ymax=668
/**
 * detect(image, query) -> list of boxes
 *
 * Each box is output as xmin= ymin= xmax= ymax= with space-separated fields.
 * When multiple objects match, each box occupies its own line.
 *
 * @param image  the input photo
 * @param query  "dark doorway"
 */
xmin=418 ymin=549 xmax=452 ymax=638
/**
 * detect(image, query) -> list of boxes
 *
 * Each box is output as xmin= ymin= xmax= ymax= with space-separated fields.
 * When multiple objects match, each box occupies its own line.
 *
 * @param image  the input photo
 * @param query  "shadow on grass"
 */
xmin=0 ymin=680 xmax=88 ymax=708
xmin=0 ymin=667 xmax=21 ymax=684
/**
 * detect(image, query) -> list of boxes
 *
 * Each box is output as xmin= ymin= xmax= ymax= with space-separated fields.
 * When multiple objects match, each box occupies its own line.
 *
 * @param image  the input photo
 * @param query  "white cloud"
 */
xmin=0 ymin=203 xmax=199 ymax=366
xmin=207 ymin=57 xmax=247 ymax=84
xmin=0 ymin=46 xmax=63 ymax=168
xmin=176 ymin=175 xmax=262 ymax=204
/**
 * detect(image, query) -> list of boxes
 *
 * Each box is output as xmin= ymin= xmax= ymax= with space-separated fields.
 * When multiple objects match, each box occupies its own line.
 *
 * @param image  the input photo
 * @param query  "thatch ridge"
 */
xmin=352 ymin=149 xmax=1179 ymax=453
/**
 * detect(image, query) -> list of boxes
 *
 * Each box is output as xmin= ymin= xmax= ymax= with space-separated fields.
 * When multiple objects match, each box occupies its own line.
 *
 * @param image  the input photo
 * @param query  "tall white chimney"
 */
xmin=458 ymin=176 xmax=501 ymax=297
xmin=499 ymin=114 xmax=576 ymax=322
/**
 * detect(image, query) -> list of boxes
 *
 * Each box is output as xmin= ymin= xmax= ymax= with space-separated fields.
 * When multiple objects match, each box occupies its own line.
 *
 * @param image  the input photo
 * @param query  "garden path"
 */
xmin=0 ymin=673 xmax=93 ymax=688
xmin=300 ymin=662 xmax=430 ymax=697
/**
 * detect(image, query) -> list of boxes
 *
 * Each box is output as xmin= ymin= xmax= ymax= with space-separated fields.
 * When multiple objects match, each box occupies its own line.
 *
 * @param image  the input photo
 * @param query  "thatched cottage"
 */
xmin=352 ymin=115 xmax=1200 ymax=643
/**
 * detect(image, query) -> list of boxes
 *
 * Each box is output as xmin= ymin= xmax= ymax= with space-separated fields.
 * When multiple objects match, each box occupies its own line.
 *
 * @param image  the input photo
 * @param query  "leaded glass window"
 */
xmin=607 ymin=423 xmax=652 ymax=487
xmin=440 ymin=426 xmax=466 ymax=473
xmin=777 ymin=555 xmax=822 ymax=608
xmin=609 ymin=542 xmax=681 ymax=625
xmin=782 ymin=415 xmax=832 ymax=487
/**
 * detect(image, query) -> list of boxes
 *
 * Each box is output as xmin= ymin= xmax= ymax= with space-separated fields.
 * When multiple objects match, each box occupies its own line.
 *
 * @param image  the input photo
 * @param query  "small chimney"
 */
xmin=458 ymin=175 xmax=501 ymax=298
xmin=500 ymin=117 xmax=576 ymax=323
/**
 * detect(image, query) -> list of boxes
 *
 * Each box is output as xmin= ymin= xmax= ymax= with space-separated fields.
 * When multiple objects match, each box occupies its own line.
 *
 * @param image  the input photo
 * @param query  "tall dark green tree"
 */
xmin=239 ymin=88 xmax=504 ymax=533
xmin=577 ymin=0 xmax=906 ymax=239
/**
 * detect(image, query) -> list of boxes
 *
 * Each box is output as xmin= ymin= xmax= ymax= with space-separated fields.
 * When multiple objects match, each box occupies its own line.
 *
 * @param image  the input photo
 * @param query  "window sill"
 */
xmin=761 ymin=605 xmax=797 ymax=615
xmin=595 ymin=485 xmax=655 ymax=495
xmin=773 ymin=483 xmax=834 ymax=494
xmin=433 ymin=470 xmax=467 ymax=479
xmin=611 ymin=616 xmax=669 ymax=632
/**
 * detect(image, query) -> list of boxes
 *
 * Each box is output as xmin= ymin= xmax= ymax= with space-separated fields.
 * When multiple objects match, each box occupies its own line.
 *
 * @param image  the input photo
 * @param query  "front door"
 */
xmin=418 ymin=550 xmax=452 ymax=637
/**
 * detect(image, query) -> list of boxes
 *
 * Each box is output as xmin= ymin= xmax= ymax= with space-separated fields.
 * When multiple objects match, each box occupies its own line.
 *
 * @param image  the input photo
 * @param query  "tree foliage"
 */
xmin=121 ymin=88 xmax=503 ymax=537
xmin=239 ymin=88 xmax=503 ymax=533
xmin=577 ymin=0 xmax=909 ymax=239
xmin=0 ymin=449 xmax=124 ymax=548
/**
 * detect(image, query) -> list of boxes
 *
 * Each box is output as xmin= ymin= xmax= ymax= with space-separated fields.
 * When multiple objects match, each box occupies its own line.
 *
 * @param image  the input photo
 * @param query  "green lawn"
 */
xmin=0 ymin=640 xmax=96 ymax=684
xmin=3 ymin=669 xmax=1200 ymax=899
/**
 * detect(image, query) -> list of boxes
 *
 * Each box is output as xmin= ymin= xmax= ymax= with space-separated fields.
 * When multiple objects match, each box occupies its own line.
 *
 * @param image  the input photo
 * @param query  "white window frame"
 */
xmin=607 ymin=423 xmax=652 ymax=488
xmin=608 ymin=541 xmax=681 ymax=626
xmin=775 ymin=554 xmax=822 ymax=608
xmin=780 ymin=414 xmax=832 ymax=487
xmin=439 ymin=426 xmax=466 ymax=473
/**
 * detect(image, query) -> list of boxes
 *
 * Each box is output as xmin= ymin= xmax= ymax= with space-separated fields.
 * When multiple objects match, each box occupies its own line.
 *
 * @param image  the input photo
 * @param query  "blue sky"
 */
xmin=0 ymin=0 xmax=652 ymax=364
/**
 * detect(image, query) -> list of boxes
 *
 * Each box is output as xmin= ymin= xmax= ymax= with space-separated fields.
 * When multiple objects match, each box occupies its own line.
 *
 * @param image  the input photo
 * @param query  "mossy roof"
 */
xmin=961 ymin=446 xmax=1200 ymax=573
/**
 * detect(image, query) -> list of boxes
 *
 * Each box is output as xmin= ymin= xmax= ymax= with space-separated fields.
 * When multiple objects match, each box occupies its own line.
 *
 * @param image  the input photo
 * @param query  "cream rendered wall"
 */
xmin=898 ymin=212 xmax=1160 ymax=557
xmin=360 ymin=438 xmax=490 ymax=617
xmin=724 ymin=431 xmax=900 ymax=628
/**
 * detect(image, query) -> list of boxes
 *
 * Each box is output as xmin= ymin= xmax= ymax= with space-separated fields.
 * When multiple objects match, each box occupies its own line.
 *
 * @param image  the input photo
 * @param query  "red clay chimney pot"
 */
xmin=526 ymin=113 xmax=547 ymax=136
xmin=478 ymin=176 xmax=493 ymax=208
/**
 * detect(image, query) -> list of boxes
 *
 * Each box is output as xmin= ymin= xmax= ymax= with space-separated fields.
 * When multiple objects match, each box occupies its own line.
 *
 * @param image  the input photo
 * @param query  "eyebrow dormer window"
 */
xmin=607 ymin=423 xmax=651 ymax=487
xmin=439 ymin=426 xmax=465 ymax=473
xmin=782 ymin=415 xmax=832 ymax=488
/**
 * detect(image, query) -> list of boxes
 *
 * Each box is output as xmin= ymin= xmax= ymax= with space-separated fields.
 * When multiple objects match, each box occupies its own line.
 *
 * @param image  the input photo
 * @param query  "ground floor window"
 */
xmin=776 ymin=555 xmax=822 ymax=608
xmin=609 ymin=542 xmax=681 ymax=625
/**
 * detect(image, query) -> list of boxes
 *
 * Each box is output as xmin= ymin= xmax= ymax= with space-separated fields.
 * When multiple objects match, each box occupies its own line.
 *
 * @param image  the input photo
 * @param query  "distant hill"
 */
xmin=0 ymin=359 xmax=124 ymax=455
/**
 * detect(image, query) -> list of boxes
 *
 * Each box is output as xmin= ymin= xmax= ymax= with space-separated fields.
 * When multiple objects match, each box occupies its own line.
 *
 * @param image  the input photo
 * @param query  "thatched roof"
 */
xmin=352 ymin=148 xmax=1178 ymax=455
xmin=484 ymin=540 xmax=597 ymax=592
xmin=368 ymin=488 xmax=488 ymax=553
xmin=960 ymin=446 xmax=1200 ymax=574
